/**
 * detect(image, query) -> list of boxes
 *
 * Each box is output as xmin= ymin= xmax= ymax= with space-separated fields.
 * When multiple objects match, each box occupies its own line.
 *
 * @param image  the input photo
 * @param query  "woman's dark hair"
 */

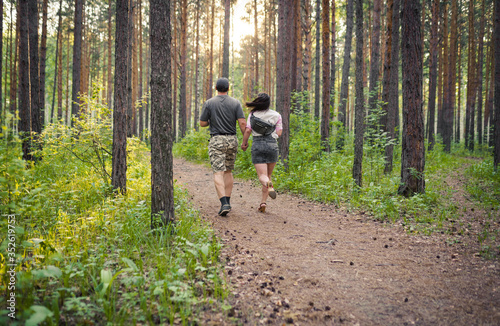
xmin=246 ymin=93 xmax=271 ymax=112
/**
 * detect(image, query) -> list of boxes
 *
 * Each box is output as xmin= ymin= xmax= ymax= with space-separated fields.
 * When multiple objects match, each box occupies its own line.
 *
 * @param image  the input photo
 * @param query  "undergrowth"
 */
xmin=0 ymin=104 xmax=228 ymax=324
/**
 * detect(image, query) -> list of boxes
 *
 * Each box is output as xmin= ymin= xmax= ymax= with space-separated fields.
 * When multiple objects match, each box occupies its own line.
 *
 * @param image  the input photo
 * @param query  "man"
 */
xmin=200 ymin=78 xmax=246 ymax=216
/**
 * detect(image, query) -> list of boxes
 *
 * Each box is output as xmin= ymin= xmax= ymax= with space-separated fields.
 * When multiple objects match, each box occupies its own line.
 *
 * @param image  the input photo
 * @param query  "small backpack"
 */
xmin=250 ymin=113 xmax=276 ymax=136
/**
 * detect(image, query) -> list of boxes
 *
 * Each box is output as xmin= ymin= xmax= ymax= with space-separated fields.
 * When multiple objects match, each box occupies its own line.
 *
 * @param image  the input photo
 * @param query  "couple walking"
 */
xmin=199 ymin=77 xmax=283 ymax=216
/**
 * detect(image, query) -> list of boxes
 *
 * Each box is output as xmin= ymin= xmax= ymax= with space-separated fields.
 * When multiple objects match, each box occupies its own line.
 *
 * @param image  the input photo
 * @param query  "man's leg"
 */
xmin=223 ymin=170 xmax=234 ymax=198
xmin=213 ymin=172 xmax=226 ymax=199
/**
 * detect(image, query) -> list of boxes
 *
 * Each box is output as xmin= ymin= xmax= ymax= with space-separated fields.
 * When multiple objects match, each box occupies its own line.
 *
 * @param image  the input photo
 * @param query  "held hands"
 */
xmin=241 ymin=142 xmax=249 ymax=151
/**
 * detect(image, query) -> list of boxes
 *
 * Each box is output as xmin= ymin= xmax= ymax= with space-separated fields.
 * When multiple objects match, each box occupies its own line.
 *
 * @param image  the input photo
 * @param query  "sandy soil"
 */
xmin=173 ymin=157 xmax=500 ymax=326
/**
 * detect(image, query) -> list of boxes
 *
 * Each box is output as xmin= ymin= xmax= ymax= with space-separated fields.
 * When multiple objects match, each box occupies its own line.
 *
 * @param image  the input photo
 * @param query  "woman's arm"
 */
xmin=241 ymin=128 xmax=252 ymax=151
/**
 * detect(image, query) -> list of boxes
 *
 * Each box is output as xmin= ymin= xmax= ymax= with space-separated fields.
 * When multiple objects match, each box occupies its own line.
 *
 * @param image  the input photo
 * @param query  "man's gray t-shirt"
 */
xmin=200 ymin=95 xmax=245 ymax=135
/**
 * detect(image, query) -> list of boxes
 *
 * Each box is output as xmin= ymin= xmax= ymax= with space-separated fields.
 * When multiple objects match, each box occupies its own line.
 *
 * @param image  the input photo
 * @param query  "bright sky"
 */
xmin=232 ymin=0 xmax=254 ymax=49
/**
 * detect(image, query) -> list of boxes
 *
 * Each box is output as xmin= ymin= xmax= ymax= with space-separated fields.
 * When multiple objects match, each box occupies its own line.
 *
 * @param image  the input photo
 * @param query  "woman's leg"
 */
xmin=254 ymin=163 xmax=270 ymax=203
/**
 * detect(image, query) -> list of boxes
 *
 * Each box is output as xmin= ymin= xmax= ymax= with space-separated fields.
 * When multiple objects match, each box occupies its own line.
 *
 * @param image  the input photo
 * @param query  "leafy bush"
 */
xmin=0 ymin=102 xmax=228 ymax=325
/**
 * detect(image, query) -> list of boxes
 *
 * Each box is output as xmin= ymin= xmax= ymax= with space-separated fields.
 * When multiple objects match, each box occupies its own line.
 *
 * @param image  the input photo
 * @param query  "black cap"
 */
xmin=216 ymin=78 xmax=230 ymax=92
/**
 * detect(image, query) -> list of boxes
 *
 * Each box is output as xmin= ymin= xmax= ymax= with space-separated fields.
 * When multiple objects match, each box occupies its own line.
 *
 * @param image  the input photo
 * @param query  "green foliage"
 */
xmin=0 ymin=101 xmax=228 ymax=324
xmin=173 ymin=128 xmax=210 ymax=164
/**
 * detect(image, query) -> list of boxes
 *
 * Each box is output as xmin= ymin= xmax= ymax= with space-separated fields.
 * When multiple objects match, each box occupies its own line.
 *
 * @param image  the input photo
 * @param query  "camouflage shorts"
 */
xmin=208 ymin=135 xmax=238 ymax=173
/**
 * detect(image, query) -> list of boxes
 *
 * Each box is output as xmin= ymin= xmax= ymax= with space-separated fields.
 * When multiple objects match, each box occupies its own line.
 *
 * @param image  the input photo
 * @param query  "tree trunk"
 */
xmin=39 ymin=0 xmax=48 ymax=127
xmin=112 ymin=0 xmax=129 ymax=194
xmin=10 ymin=2 xmax=20 ymax=127
xmin=302 ymin=0 xmax=312 ymax=96
xmin=222 ymin=0 xmax=230 ymax=78
xmin=107 ymin=0 xmax=113 ymax=107
xmin=194 ymin=0 xmax=200 ymax=131
xmin=277 ymin=0 xmax=294 ymax=167
xmin=330 ymin=0 xmax=336 ymax=111
xmin=320 ymin=0 xmax=330 ymax=150
xmin=466 ymin=0 xmax=476 ymax=151
xmin=72 ymin=0 xmax=84 ymax=123
xmin=494 ymin=0 xmax=500 ymax=168
xmin=337 ymin=0 xmax=354 ymax=149
xmin=51 ymin=0 xmax=63 ymax=122
xmin=447 ymin=0 xmax=458 ymax=148
xmin=28 ymin=0 xmax=41 ymax=136
xmin=172 ymin=0 xmax=177 ymax=141
xmin=178 ymin=0 xmax=187 ymax=139
xmin=150 ymin=0 xmax=175 ymax=227
xmin=441 ymin=3 xmax=449 ymax=148
xmin=0 ymin=0 xmax=3 ymax=119
xmin=352 ymin=0 xmax=365 ymax=187
xmin=398 ymin=0 xmax=425 ymax=196
xmin=476 ymin=0 xmax=486 ymax=146
xmin=368 ymin=0 xmax=381 ymax=130
xmin=209 ymin=0 xmax=215 ymax=99
xmin=426 ymin=0 xmax=438 ymax=151
xmin=254 ymin=0 xmax=259 ymax=92
xmin=380 ymin=0 xmax=393 ymax=138
xmin=19 ymin=0 xmax=31 ymax=160
xmin=127 ymin=0 xmax=134 ymax=137
xmin=139 ymin=0 xmax=144 ymax=138
xmin=314 ymin=0 xmax=320 ymax=118
xmin=383 ymin=0 xmax=400 ymax=174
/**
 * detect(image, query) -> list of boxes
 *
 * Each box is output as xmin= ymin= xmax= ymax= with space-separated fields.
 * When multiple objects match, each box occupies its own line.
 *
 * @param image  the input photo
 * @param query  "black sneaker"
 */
xmin=218 ymin=204 xmax=231 ymax=216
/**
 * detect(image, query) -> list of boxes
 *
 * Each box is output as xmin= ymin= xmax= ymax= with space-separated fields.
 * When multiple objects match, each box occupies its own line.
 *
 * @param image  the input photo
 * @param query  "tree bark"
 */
xmin=320 ymin=0 xmax=330 ymax=150
xmin=254 ymin=0 xmax=259 ymax=92
xmin=314 ymin=0 xmax=320 ymax=118
xmin=494 ymin=0 xmax=500 ymax=168
xmin=466 ymin=0 xmax=476 ymax=151
xmin=476 ymin=0 xmax=486 ymax=146
xmin=51 ymin=0 xmax=63 ymax=122
xmin=426 ymin=0 xmax=439 ymax=151
xmin=150 ymin=0 xmax=175 ymax=227
xmin=277 ymin=0 xmax=294 ymax=167
xmin=398 ymin=0 xmax=425 ymax=196
xmin=112 ymin=0 xmax=129 ymax=194
xmin=72 ymin=0 xmax=84 ymax=123
xmin=28 ymin=0 xmax=41 ymax=136
xmin=178 ymin=0 xmax=187 ymax=139
xmin=337 ymin=0 xmax=354 ymax=149
xmin=107 ymin=0 xmax=113 ymax=107
xmin=222 ymin=0 xmax=230 ymax=78
xmin=368 ymin=0 xmax=381 ymax=130
xmin=352 ymin=0 xmax=365 ymax=187
xmin=19 ymin=0 xmax=31 ymax=160
xmin=330 ymin=0 xmax=336 ymax=111
xmin=39 ymin=0 xmax=48 ymax=127
xmin=383 ymin=0 xmax=400 ymax=174
xmin=194 ymin=0 xmax=200 ymax=131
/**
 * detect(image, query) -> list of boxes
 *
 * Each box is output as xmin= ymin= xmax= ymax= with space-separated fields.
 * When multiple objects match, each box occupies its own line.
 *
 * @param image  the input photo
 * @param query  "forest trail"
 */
xmin=173 ymin=157 xmax=500 ymax=326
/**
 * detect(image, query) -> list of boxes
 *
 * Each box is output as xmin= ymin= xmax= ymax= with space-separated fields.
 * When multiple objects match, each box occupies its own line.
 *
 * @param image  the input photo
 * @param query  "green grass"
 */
xmin=0 ymin=111 xmax=229 ymax=325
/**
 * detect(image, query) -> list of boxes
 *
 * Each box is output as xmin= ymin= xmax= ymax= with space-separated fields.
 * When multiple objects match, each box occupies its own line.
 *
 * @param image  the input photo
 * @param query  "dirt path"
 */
xmin=173 ymin=158 xmax=500 ymax=326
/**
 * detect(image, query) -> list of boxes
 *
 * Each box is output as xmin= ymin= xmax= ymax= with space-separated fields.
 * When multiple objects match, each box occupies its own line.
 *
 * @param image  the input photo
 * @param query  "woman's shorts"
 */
xmin=251 ymin=135 xmax=279 ymax=164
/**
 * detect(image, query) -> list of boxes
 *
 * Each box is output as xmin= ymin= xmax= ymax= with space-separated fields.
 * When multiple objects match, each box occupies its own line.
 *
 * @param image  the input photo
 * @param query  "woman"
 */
xmin=241 ymin=93 xmax=283 ymax=213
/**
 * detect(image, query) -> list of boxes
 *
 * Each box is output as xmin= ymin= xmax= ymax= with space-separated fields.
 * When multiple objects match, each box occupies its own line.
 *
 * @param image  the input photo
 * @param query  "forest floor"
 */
xmin=173 ymin=157 xmax=500 ymax=326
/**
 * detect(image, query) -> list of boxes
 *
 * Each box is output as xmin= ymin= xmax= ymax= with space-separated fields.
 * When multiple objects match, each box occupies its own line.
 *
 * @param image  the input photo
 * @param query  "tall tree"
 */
xmin=19 ymin=0 xmax=31 ymax=160
xmin=476 ymin=0 xmax=486 ymax=146
xmin=276 ymin=0 xmax=294 ymax=167
xmin=178 ymin=0 xmax=187 ymax=139
xmin=426 ymin=0 xmax=439 ymax=151
xmin=28 ymin=0 xmax=41 ymax=136
xmin=337 ymin=0 xmax=354 ymax=149
xmin=112 ymin=0 xmax=129 ymax=194
xmin=39 ymin=0 xmax=48 ymax=127
xmin=107 ymin=0 xmax=113 ymax=106
xmin=444 ymin=0 xmax=458 ymax=151
xmin=51 ymin=0 xmax=64 ymax=121
xmin=72 ymin=0 xmax=84 ymax=123
xmin=330 ymin=0 xmax=336 ymax=110
xmin=222 ymin=0 xmax=230 ymax=78
xmin=320 ymin=0 xmax=330 ymax=150
xmin=0 ymin=0 xmax=3 ymax=119
xmin=254 ymin=0 xmax=259 ymax=91
xmin=127 ymin=0 xmax=134 ymax=137
xmin=352 ymin=0 xmax=364 ymax=187
xmin=465 ymin=0 xmax=476 ymax=151
xmin=194 ymin=0 xmax=201 ymax=131
xmin=314 ymin=0 xmax=320 ymax=118
xmin=368 ymin=0 xmax=381 ymax=127
xmin=494 ymin=0 xmax=500 ymax=169
xmin=398 ymin=0 xmax=425 ymax=196
xmin=383 ymin=0 xmax=400 ymax=173
xmin=150 ymin=0 xmax=174 ymax=227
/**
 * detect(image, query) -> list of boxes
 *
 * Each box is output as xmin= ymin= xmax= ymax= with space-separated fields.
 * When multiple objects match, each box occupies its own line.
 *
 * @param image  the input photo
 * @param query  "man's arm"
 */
xmin=237 ymin=118 xmax=246 ymax=135
xmin=200 ymin=120 xmax=209 ymax=128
